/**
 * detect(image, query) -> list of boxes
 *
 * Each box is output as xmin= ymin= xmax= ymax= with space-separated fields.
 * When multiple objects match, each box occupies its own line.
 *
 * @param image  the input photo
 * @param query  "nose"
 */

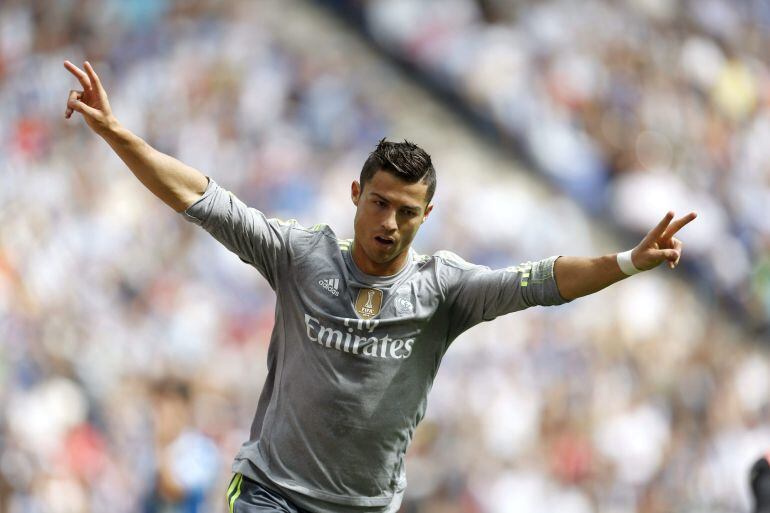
xmin=382 ymin=208 xmax=397 ymax=233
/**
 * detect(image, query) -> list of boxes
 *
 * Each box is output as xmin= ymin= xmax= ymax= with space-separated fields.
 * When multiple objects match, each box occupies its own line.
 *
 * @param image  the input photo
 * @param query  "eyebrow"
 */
xmin=371 ymin=192 xmax=421 ymax=212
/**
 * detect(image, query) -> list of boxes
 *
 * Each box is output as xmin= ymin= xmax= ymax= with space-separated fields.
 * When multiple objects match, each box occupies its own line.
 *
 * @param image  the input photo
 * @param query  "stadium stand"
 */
xmin=1 ymin=1 xmax=769 ymax=512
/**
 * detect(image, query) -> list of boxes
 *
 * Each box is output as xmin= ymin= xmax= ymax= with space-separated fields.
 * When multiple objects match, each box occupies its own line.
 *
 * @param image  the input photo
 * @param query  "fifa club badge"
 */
xmin=355 ymin=288 xmax=383 ymax=319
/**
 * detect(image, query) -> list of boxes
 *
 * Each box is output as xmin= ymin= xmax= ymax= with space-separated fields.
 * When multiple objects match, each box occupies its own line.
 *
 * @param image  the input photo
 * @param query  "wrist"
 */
xmin=97 ymin=115 xmax=121 ymax=138
xmin=616 ymin=249 xmax=642 ymax=276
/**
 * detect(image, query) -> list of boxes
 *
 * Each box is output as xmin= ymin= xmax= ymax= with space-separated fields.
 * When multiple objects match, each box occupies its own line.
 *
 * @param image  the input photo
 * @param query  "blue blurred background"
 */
xmin=1 ymin=0 xmax=770 ymax=512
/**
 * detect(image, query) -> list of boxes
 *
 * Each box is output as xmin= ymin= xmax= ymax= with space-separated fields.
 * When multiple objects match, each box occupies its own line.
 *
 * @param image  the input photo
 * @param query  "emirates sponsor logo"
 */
xmin=304 ymin=315 xmax=414 ymax=359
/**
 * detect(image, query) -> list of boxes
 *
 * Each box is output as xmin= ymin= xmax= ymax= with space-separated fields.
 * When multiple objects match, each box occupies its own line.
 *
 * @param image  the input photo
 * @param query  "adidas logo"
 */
xmin=318 ymin=278 xmax=340 ymax=296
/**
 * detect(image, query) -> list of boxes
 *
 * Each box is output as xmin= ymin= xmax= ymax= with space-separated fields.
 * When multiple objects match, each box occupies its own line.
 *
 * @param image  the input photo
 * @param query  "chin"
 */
xmin=369 ymin=252 xmax=393 ymax=264
xmin=367 ymin=246 xmax=397 ymax=263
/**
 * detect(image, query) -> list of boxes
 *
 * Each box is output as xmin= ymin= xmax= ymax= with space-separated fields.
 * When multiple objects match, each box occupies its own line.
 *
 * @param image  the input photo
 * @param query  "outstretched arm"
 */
xmin=554 ymin=211 xmax=697 ymax=300
xmin=64 ymin=60 xmax=208 ymax=212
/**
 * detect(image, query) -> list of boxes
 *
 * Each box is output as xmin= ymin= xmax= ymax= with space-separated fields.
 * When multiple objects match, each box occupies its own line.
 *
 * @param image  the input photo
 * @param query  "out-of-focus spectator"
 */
xmin=143 ymin=379 xmax=220 ymax=513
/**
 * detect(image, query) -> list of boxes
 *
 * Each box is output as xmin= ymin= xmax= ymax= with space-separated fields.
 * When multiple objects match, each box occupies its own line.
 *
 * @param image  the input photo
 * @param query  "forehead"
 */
xmin=363 ymin=170 xmax=429 ymax=207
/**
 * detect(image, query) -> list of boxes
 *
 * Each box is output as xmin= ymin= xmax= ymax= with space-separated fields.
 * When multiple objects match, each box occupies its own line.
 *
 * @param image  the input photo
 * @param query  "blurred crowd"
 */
xmin=328 ymin=0 xmax=770 ymax=328
xmin=1 ymin=1 xmax=770 ymax=513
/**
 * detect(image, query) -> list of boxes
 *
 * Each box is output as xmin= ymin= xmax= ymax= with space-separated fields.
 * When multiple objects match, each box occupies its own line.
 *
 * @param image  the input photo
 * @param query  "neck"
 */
xmin=351 ymin=240 xmax=409 ymax=276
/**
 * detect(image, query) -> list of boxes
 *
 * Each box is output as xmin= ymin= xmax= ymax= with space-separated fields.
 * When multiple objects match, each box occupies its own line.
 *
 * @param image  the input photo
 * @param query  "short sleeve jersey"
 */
xmin=182 ymin=179 xmax=569 ymax=513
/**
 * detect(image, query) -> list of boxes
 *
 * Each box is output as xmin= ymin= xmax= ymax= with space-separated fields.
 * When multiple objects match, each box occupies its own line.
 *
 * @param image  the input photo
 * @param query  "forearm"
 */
xmin=553 ymin=254 xmax=628 ymax=301
xmin=100 ymin=120 xmax=209 ymax=212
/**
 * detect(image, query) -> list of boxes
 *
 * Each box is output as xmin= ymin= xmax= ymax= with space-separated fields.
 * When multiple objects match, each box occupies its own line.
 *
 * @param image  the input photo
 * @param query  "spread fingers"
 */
xmin=64 ymin=60 xmax=92 ymax=91
xmin=83 ymin=61 xmax=105 ymax=95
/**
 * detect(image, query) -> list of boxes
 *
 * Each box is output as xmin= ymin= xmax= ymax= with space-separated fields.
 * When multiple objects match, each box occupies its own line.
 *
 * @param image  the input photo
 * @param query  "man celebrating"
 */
xmin=65 ymin=60 xmax=696 ymax=513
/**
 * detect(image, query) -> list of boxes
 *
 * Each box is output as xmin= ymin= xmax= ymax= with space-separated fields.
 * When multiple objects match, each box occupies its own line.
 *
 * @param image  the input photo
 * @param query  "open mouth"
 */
xmin=374 ymin=235 xmax=395 ymax=247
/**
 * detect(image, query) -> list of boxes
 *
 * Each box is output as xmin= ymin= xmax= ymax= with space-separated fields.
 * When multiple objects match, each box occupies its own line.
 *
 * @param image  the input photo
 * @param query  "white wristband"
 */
xmin=617 ymin=250 xmax=642 ymax=276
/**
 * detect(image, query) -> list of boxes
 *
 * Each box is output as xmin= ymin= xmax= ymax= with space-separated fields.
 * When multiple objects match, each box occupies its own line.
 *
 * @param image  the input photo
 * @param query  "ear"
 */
xmin=422 ymin=204 xmax=433 ymax=223
xmin=351 ymin=180 xmax=361 ymax=207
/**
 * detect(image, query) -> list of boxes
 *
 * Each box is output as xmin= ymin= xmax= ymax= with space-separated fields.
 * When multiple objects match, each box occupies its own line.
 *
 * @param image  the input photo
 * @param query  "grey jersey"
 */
xmin=182 ymin=178 xmax=569 ymax=513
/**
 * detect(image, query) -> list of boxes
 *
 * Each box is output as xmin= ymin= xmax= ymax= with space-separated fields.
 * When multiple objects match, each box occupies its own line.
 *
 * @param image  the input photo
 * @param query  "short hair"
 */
xmin=360 ymin=138 xmax=436 ymax=204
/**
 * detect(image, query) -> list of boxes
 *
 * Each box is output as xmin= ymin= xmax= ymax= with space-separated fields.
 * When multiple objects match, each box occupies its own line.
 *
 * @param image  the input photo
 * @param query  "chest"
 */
xmin=283 ymin=251 xmax=440 ymax=332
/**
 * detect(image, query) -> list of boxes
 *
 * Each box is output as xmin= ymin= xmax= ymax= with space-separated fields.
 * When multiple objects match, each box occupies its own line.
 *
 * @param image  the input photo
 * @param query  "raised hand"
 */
xmin=63 ymin=60 xmax=117 ymax=135
xmin=631 ymin=211 xmax=698 ymax=271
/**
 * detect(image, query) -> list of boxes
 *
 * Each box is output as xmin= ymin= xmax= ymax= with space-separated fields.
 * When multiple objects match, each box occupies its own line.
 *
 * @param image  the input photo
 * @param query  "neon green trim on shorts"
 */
xmin=229 ymin=473 xmax=243 ymax=513
xmin=226 ymin=473 xmax=240 ymax=500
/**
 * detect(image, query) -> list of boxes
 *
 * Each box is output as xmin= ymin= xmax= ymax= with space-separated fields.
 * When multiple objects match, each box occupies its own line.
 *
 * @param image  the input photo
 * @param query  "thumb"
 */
xmin=68 ymin=99 xmax=99 ymax=118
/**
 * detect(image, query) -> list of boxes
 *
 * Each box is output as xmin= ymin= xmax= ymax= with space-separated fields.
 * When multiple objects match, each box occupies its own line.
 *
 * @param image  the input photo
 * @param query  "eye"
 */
xmin=374 ymin=199 xmax=387 ymax=208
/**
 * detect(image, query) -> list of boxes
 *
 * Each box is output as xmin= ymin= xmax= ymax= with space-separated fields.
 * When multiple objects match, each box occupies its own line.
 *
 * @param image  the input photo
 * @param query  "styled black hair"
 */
xmin=360 ymin=138 xmax=436 ymax=204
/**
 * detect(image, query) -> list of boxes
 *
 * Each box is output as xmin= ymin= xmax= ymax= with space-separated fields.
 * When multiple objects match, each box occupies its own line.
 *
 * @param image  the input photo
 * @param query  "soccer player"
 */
xmin=64 ymin=60 xmax=696 ymax=513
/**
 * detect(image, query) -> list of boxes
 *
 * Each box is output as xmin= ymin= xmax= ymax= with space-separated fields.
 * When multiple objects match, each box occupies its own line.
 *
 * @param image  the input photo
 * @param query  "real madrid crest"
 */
xmin=394 ymin=284 xmax=414 ymax=316
xmin=395 ymin=296 xmax=414 ymax=315
xmin=355 ymin=288 xmax=383 ymax=319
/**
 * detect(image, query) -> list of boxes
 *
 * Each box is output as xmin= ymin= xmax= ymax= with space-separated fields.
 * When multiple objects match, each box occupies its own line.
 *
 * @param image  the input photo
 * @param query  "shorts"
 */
xmin=225 ymin=473 xmax=313 ymax=513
